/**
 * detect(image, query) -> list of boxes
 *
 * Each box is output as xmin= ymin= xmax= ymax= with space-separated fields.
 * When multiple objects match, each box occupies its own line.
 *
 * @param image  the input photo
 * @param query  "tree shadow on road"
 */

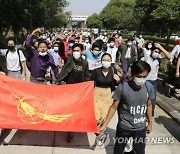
xmin=155 ymin=115 xmax=180 ymax=142
xmin=0 ymin=129 xmax=92 ymax=149
xmin=0 ymin=127 xmax=117 ymax=151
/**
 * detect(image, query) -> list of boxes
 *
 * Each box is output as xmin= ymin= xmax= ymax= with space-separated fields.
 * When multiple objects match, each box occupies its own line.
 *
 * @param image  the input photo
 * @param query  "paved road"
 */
xmin=0 ymin=104 xmax=179 ymax=154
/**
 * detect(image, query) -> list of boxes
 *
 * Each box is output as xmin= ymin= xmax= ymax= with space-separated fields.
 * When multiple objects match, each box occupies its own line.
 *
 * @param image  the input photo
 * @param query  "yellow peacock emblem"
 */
xmin=13 ymin=93 xmax=72 ymax=124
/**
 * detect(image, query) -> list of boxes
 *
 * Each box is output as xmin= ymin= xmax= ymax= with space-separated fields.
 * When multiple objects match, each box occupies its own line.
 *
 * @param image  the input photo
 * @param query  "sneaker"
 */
xmin=124 ymin=138 xmax=133 ymax=152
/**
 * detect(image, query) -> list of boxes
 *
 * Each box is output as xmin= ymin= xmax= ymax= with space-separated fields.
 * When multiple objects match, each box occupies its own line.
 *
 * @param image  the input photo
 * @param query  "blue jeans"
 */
xmin=113 ymin=126 xmax=146 ymax=154
xmin=148 ymin=80 xmax=157 ymax=116
xmin=122 ymin=58 xmax=130 ymax=81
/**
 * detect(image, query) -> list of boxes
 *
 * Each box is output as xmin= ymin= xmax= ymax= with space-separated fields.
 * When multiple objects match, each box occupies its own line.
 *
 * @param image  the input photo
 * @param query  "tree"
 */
xmin=135 ymin=0 xmax=180 ymax=41
xmin=0 ymin=0 xmax=69 ymax=45
xmin=99 ymin=0 xmax=137 ymax=30
xmin=86 ymin=13 xmax=102 ymax=28
xmin=151 ymin=0 xmax=180 ymax=42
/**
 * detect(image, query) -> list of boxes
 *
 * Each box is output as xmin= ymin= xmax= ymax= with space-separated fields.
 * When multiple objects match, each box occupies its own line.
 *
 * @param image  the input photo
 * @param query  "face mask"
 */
xmin=73 ymin=51 xmax=81 ymax=59
xmin=69 ymin=43 xmax=74 ymax=47
xmin=39 ymin=51 xmax=47 ymax=57
xmin=148 ymin=44 xmax=152 ymax=49
xmin=93 ymin=50 xmax=101 ymax=56
xmin=85 ymin=40 xmax=89 ymax=43
xmin=115 ymin=35 xmax=118 ymax=38
xmin=40 ymin=35 xmax=47 ymax=40
xmin=127 ymin=42 xmax=132 ymax=46
xmin=109 ymin=42 xmax=115 ymax=47
xmin=139 ymin=35 xmax=142 ymax=38
xmin=151 ymin=52 xmax=160 ymax=59
xmin=134 ymin=77 xmax=146 ymax=86
xmin=8 ymin=46 xmax=15 ymax=51
xmin=54 ymin=47 xmax=59 ymax=52
xmin=102 ymin=61 xmax=111 ymax=68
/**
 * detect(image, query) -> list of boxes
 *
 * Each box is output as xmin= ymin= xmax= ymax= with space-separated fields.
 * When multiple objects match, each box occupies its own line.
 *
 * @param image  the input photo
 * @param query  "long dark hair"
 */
xmin=101 ymin=53 xmax=112 ymax=62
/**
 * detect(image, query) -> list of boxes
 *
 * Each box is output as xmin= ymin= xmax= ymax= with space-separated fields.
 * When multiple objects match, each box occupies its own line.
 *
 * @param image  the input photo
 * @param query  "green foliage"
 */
xmin=135 ymin=0 xmax=180 ymax=36
xmin=0 ymin=0 xmax=69 ymax=44
xmin=159 ymin=60 xmax=171 ymax=74
xmin=86 ymin=13 xmax=102 ymax=28
xmin=143 ymin=35 xmax=176 ymax=45
xmin=99 ymin=0 xmax=137 ymax=30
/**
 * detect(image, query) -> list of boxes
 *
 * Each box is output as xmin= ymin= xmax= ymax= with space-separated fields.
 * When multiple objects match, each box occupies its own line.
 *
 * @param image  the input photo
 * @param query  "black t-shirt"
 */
xmin=64 ymin=59 xmax=83 ymax=84
xmin=92 ymin=67 xmax=115 ymax=90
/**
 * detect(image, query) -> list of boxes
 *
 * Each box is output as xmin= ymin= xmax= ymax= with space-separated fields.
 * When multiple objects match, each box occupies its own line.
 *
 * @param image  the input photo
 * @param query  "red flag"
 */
xmin=0 ymin=74 xmax=98 ymax=132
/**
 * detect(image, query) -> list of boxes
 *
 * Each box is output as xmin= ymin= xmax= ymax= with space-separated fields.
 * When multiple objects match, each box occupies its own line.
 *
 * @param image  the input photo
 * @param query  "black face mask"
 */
xmin=8 ymin=46 xmax=15 ymax=51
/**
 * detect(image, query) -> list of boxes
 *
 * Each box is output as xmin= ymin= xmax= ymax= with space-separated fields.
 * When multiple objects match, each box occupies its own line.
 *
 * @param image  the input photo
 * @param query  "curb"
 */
xmin=156 ymin=97 xmax=180 ymax=125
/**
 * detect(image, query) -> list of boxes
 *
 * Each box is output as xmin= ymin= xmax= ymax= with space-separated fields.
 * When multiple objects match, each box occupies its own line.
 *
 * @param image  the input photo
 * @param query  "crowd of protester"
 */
xmin=0 ymin=27 xmax=179 ymax=154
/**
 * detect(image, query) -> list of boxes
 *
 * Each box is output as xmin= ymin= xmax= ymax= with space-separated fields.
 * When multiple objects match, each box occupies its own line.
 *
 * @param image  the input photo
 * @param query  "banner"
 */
xmin=0 ymin=74 xmax=98 ymax=132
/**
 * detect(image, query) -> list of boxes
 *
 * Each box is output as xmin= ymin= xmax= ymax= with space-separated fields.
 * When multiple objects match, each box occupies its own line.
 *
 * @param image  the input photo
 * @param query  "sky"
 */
xmin=65 ymin=0 xmax=110 ymax=16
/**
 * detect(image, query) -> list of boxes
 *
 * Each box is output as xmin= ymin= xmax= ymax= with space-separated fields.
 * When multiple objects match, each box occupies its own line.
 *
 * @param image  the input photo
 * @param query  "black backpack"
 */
xmin=0 ymin=54 xmax=7 ymax=74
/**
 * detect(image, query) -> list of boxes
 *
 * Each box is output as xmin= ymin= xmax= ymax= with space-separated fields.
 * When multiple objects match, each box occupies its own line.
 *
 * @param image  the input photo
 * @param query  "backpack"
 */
xmin=122 ymin=81 xmax=154 ymax=102
xmin=6 ymin=49 xmax=23 ymax=73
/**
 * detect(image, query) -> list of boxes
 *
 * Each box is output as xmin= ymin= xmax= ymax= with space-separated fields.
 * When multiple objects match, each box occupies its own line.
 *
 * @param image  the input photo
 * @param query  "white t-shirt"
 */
xmin=1 ymin=49 xmax=26 ymax=71
xmin=125 ymin=47 xmax=132 ymax=59
xmin=137 ymin=38 xmax=145 ymax=47
xmin=171 ymin=45 xmax=180 ymax=58
xmin=106 ymin=46 xmax=118 ymax=64
xmin=143 ymin=48 xmax=151 ymax=61
xmin=84 ymin=43 xmax=91 ymax=51
xmin=141 ymin=56 xmax=159 ymax=81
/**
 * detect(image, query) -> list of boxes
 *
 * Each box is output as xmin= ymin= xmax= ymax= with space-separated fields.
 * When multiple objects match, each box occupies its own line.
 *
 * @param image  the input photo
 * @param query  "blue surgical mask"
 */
xmin=73 ymin=51 xmax=81 ymax=59
xmin=151 ymin=52 xmax=160 ymax=59
xmin=109 ymin=42 xmax=115 ymax=47
xmin=134 ymin=77 xmax=146 ymax=86
xmin=93 ymin=50 xmax=101 ymax=56
xmin=69 ymin=43 xmax=74 ymax=47
xmin=102 ymin=61 xmax=111 ymax=68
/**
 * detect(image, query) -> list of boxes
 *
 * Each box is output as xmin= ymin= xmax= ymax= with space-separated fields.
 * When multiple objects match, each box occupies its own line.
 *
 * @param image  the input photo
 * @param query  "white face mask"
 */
xmin=127 ymin=42 xmax=132 ymax=46
xmin=40 ymin=35 xmax=47 ymax=40
xmin=54 ymin=47 xmax=59 ymax=52
xmin=69 ymin=43 xmax=74 ymax=47
xmin=134 ymin=77 xmax=146 ymax=86
xmin=93 ymin=50 xmax=101 ymax=56
xmin=102 ymin=61 xmax=111 ymax=68
xmin=85 ymin=40 xmax=89 ymax=43
xmin=139 ymin=35 xmax=142 ymax=38
xmin=148 ymin=44 xmax=152 ymax=49
xmin=109 ymin=42 xmax=115 ymax=47
xmin=73 ymin=51 xmax=81 ymax=59
xmin=39 ymin=51 xmax=47 ymax=57
xmin=151 ymin=52 xmax=160 ymax=59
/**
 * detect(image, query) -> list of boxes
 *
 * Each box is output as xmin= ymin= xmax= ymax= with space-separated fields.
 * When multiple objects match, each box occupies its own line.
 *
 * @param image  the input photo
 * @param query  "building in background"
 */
xmin=67 ymin=15 xmax=88 ymax=29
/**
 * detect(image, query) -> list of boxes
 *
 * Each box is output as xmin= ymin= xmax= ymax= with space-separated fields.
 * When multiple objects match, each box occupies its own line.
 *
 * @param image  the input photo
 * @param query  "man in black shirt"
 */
xmin=55 ymin=43 xmax=90 ymax=142
xmin=56 ymin=43 xmax=90 ymax=84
